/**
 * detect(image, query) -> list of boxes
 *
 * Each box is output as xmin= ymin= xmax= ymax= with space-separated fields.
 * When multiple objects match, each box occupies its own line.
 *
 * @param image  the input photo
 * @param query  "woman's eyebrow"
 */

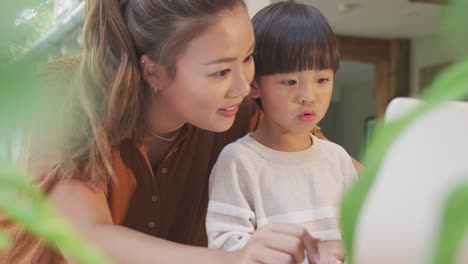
xmin=203 ymin=42 xmax=255 ymax=65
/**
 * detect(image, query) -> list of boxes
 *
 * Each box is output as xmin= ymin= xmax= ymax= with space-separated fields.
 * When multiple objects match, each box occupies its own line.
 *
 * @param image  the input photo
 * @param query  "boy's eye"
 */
xmin=281 ymin=80 xmax=297 ymax=86
xmin=318 ymin=78 xmax=329 ymax=84
xmin=212 ymin=69 xmax=231 ymax=78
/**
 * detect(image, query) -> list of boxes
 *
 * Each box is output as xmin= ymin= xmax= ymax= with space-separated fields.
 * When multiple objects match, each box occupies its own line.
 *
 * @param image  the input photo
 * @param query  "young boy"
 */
xmin=206 ymin=1 xmax=357 ymax=263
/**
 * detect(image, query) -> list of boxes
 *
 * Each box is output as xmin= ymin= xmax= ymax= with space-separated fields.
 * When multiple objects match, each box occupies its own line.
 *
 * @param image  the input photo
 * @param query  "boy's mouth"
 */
xmin=298 ymin=111 xmax=317 ymax=122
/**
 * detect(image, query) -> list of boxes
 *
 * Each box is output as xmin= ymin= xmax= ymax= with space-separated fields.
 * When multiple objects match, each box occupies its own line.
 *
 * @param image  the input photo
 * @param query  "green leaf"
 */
xmin=0 ymin=164 xmax=110 ymax=264
xmin=1 ymin=2 xmax=108 ymax=263
xmin=341 ymin=58 xmax=468 ymax=263
xmin=0 ymin=229 xmax=11 ymax=249
xmin=429 ymin=183 xmax=468 ymax=264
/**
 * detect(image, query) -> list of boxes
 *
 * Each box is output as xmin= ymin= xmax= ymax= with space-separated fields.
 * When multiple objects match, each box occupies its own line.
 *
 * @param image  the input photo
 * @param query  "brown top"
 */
xmin=108 ymin=98 xmax=261 ymax=246
xmin=0 ymin=99 xmax=261 ymax=263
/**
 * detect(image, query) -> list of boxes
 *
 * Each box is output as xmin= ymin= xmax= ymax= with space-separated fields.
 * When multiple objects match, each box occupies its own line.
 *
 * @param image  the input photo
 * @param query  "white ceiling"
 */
xmin=248 ymin=0 xmax=445 ymax=39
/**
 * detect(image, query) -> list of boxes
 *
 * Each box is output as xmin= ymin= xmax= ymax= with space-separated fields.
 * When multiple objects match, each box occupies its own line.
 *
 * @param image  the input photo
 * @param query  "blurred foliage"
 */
xmin=0 ymin=162 xmax=109 ymax=264
xmin=2 ymin=0 xmax=467 ymax=263
xmin=0 ymin=0 xmax=53 ymax=132
xmin=1 ymin=0 xmax=54 ymax=60
xmin=429 ymin=183 xmax=468 ymax=264
xmin=341 ymin=0 xmax=468 ymax=263
xmin=1 ymin=1 xmax=108 ymax=263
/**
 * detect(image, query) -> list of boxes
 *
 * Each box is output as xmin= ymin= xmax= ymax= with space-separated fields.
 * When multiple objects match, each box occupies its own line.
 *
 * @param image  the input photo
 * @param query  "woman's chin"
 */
xmin=207 ymin=119 xmax=236 ymax=133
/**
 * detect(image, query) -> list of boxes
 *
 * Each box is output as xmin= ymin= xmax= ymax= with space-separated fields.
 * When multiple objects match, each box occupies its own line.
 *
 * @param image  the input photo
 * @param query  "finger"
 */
xmin=318 ymin=240 xmax=345 ymax=261
xmin=263 ymin=224 xmax=316 ymax=254
xmin=263 ymin=223 xmax=308 ymax=238
xmin=260 ymin=233 xmax=305 ymax=263
xmin=303 ymin=233 xmax=320 ymax=264
xmin=255 ymin=247 xmax=297 ymax=264
xmin=323 ymin=256 xmax=343 ymax=264
xmin=260 ymin=224 xmax=318 ymax=262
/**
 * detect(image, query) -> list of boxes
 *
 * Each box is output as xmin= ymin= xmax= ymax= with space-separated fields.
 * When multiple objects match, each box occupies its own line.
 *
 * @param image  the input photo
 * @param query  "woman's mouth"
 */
xmin=217 ymin=105 xmax=239 ymax=118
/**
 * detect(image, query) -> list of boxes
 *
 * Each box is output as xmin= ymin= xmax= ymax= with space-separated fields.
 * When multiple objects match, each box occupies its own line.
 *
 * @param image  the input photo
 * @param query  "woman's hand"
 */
xmin=317 ymin=240 xmax=344 ymax=264
xmin=317 ymin=256 xmax=343 ymax=264
xmin=311 ymin=126 xmax=328 ymax=141
xmin=234 ymin=224 xmax=319 ymax=264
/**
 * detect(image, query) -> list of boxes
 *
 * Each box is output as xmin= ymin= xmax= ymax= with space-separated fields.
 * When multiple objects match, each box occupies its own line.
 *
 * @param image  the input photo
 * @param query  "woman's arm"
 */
xmin=49 ymin=180 xmax=237 ymax=264
xmin=50 ymin=180 xmax=319 ymax=264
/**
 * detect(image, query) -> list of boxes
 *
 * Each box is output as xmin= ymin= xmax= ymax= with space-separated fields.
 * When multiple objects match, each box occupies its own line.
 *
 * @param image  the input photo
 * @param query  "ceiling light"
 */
xmin=338 ymin=2 xmax=360 ymax=13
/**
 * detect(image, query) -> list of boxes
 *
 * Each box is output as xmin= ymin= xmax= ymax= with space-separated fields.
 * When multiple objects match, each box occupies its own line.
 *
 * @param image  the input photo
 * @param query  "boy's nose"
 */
xmin=298 ymin=89 xmax=317 ymax=104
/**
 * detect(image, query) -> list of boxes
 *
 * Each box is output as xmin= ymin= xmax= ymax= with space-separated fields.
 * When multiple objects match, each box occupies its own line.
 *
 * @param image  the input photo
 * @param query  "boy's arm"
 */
xmin=206 ymin=147 xmax=323 ymax=263
xmin=206 ymin=147 xmax=256 ymax=251
xmin=206 ymin=202 xmax=255 ymax=251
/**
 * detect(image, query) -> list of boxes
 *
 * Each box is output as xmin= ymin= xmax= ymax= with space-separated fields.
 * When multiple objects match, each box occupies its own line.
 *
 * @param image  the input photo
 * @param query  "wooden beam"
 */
xmin=337 ymin=35 xmax=411 ymax=117
xmin=408 ymin=0 xmax=448 ymax=5
xmin=337 ymin=35 xmax=389 ymax=64
xmin=374 ymin=62 xmax=390 ymax=117
xmin=389 ymin=39 xmax=401 ymax=100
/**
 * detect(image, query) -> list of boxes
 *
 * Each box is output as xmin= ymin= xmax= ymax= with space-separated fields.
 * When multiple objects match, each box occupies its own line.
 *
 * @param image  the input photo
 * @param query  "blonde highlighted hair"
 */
xmin=1 ymin=0 xmax=246 ymax=262
xmin=51 ymin=0 xmax=247 ymax=185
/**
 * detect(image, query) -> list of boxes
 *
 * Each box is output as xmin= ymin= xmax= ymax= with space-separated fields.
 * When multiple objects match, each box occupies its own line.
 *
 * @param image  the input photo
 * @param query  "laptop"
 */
xmin=351 ymin=97 xmax=468 ymax=264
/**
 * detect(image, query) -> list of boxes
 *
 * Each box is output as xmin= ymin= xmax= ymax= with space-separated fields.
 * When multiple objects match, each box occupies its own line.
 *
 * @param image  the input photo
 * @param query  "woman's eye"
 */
xmin=281 ymin=80 xmax=297 ymax=86
xmin=318 ymin=78 xmax=329 ymax=84
xmin=243 ymin=53 xmax=254 ymax=63
xmin=212 ymin=69 xmax=231 ymax=78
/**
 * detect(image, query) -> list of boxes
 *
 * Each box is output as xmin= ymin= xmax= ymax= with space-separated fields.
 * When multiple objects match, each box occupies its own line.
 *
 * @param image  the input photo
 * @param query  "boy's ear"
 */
xmin=250 ymin=79 xmax=261 ymax=99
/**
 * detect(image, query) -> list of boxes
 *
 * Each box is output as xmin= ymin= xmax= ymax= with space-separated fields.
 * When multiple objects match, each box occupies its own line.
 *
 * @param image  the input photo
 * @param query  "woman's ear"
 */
xmin=250 ymin=79 xmax=261 ymax=99
xmin=140 ymin=55 xmax=169 ymax=94
xmin=141 ymin=55 xmax=157 ymax=92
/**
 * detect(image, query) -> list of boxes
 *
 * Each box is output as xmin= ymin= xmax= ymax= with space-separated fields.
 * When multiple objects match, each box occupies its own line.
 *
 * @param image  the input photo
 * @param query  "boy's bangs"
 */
xmin=255 ymin=28 xmax=340 ymax=75
xmin=252 ymin=2 xmax=340 ymax=76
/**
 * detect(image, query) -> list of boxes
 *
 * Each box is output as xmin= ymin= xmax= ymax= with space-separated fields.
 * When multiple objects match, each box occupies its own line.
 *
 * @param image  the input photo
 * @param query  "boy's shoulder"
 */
xmin=218 ymin=134 xmax=263 ymax=161
xmin=314 ymin=137 xmax=358 ymax=182
xmin=315 ymin=136 xmax=346 ymax=152
xmin=314 ymin=136 xmax=352 ymax=162
xmin=212 ymin=134 xmax=266 ymax=180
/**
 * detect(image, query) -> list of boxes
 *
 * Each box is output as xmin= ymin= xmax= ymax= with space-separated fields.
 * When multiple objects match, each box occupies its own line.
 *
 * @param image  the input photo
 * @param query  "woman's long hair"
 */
xmin=48 ymin=0 xmax=246 ymax=186
xmin=0 ymin=0 xmax=245 ymax=262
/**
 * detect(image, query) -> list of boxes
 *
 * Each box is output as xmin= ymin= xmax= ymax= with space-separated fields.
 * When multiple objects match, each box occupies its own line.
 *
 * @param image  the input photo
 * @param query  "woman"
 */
xmin=1 ymin=0 xmax=318 ymax=263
